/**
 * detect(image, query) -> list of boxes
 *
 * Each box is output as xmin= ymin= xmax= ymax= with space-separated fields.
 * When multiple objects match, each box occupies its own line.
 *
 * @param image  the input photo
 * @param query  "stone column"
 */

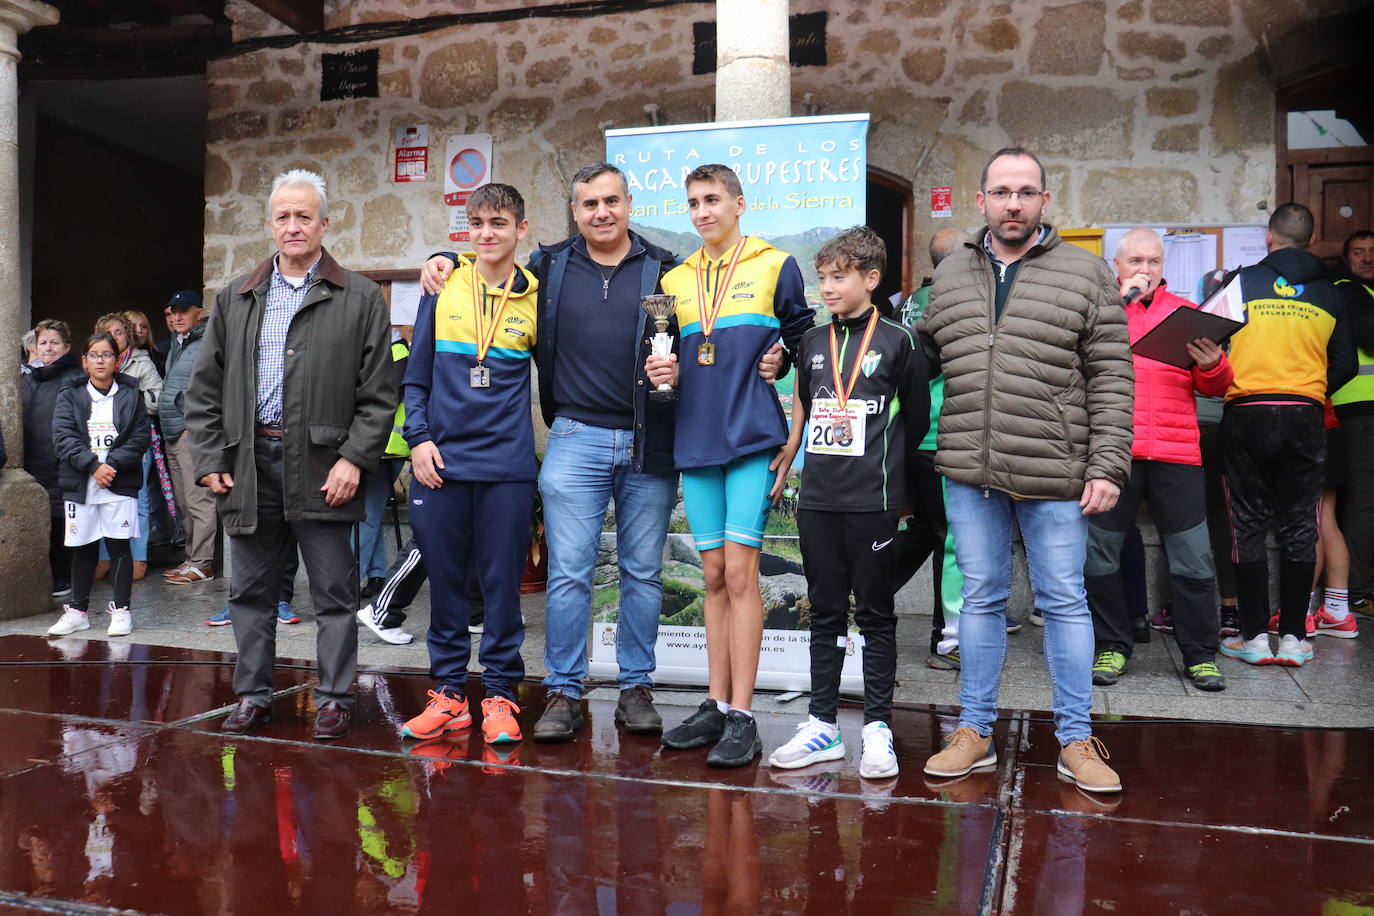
xmin=715 ymin=0 xmax=790 ymax=121
xmin=0 ymin=0 xmax=60 ymax=620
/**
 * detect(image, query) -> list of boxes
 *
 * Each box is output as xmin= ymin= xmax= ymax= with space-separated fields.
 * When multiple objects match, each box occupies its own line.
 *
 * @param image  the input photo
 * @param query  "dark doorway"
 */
xmin=866 ymin=168 xmax=913 ymax=311
xmin=26 ymin=77 xmax=206 ymax=339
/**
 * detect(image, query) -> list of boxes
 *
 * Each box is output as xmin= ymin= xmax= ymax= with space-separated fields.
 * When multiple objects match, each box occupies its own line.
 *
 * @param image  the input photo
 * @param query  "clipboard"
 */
xmin=1130 ymin=270 xmax=1246 ymax=369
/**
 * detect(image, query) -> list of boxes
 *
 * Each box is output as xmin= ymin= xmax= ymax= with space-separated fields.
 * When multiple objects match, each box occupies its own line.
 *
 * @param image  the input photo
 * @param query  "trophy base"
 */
xmin=649 ymin=387 xmax=677 ymax=403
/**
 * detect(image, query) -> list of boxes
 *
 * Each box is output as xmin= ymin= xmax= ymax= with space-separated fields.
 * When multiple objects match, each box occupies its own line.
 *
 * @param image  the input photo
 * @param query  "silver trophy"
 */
xmin=641 ymin=294 xmax=678 ymax=402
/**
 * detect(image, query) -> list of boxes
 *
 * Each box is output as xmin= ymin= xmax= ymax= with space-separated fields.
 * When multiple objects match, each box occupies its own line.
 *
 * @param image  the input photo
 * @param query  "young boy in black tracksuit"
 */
xmin=766 ymin=227 xmax=929 ymax=780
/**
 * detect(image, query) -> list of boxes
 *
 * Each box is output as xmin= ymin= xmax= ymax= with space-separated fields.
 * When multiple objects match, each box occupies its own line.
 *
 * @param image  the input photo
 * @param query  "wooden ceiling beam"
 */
xmin=241 ymin=0 xmax=321 ymax=34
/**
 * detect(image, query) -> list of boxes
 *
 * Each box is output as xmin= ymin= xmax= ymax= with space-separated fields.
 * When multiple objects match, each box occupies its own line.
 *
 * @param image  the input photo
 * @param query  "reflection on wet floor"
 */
xmin=0 ymin=635 xmax=1368 ymax=914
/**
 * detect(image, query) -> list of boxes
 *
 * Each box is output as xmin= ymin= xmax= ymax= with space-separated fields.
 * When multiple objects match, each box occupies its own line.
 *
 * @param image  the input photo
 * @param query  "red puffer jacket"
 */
xmin=1126 ymin=284 xmax=1233 ymax=465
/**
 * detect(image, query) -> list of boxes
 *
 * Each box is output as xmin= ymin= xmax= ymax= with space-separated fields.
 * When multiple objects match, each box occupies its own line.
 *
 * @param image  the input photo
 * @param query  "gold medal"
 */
xmin=697 ymin=342 xmax=716 ymax=366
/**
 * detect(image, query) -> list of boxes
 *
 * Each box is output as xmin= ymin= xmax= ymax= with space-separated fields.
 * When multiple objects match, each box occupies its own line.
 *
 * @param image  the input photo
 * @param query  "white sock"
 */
xmin=733 ymin=707 xmax=754 ymax=719
xmin=1325 ymin=588 xmax=1350 ymax=620
xmin=715 ymin=699 xmax=730 ymax=714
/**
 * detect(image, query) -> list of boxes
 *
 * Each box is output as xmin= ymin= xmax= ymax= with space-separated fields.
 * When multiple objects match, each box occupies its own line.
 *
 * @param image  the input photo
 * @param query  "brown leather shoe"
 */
xmin=221 ymin=699 xmax=270 ymax=735
xmin=313 ymin=702 xmax=352 ymax=740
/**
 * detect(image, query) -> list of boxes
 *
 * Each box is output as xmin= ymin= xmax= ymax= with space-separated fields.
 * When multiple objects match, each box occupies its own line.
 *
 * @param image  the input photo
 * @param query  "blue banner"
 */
xmin=606 ymin=114 xmax=870 ymax=306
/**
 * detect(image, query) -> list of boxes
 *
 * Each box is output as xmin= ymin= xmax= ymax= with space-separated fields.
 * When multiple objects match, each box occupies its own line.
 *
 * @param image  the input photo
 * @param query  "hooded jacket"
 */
xmin=916 ymin=224 xmax=1134 ymax=500
xmin=660 ymin=236 xmax=814 ymax=469
xmin=1226 ymin=247 xmax=1356 ymax=406
xmin=1123 ymin=284 xmax=1232 ymax=466
xmin=404 ymin=255 xmax=540 ymax=481
xmin=185 ymin=248 xmax=397 ymax=535
xmin=52 ymin=372 xmax=151 ymax=503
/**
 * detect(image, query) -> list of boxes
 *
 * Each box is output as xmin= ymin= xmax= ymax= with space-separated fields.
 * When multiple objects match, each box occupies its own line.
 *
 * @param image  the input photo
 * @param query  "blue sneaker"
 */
xmin=205 ymin=606 xmax=231 ymax=627
xmin=1218 ymin=634 xmax=1274 ymax=666
xmin=277 ymin=601 xmax=300 ymax=624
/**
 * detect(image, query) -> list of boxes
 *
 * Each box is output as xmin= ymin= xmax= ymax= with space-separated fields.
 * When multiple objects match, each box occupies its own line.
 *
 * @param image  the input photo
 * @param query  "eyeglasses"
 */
xmin=85 ymin=352 xmax=118 ymax=362
xmin=984 ymin=189 xmax=1044 ymax=202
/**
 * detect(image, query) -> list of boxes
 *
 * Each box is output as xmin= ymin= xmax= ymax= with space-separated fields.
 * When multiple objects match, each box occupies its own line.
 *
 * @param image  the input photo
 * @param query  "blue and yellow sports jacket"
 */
xmin=1226 ymin=247 xmax=1356 ymax=407
xmin=403 ymin=255 xmax=539 ymax=481
xmin=661 ymin=236 xmax=814 ymax=469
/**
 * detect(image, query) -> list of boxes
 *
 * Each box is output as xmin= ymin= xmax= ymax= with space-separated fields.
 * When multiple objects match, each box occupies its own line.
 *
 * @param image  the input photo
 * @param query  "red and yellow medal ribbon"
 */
xmin=694 ymin=237 xmax=748 ymax=341
xmin=471 ymin=264 xmax=517 ymax=365
xmin=828 ymin=308 xmax=880 ymax=411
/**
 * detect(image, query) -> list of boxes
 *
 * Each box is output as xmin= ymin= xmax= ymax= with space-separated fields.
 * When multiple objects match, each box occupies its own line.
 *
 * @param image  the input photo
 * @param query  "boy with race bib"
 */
xmin=767 ymin=227 xmax=929 ymax=780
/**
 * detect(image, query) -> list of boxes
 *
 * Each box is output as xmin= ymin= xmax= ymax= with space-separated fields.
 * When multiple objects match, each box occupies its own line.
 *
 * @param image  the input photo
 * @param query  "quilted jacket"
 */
xmin=916 ymin=224 xmax=1134 ymax=499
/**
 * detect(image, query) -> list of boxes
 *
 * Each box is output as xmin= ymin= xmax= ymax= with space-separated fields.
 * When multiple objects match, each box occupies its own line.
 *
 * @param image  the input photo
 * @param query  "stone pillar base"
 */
xmin=0 ymin=469 xmax=55 ymax=619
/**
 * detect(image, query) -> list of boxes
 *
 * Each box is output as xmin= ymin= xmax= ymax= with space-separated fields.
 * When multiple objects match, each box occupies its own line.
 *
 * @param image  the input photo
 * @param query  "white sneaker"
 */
xmin=768 ymin=715 xmax=845 ymax=769
xmin=859 ymin=721 xmax=899 ymax=779
xmin=107 ymin=603 xmax=132 ymax=638
xmin=47 ymin=606 xmax=90 ymax=637
xmin=356 ymin=605 xmax=414 ymax=645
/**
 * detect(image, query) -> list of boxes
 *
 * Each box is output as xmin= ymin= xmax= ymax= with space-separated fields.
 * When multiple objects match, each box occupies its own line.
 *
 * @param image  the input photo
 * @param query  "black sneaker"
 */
xmin=532 ymin=692 xmax=583 ymax=743
xmin=661 ymin=699 xmax=726 ymax=750
xmin=706 ymin=710 xmax=762 ymax=768
xmin=926 ymin=647 xmax=961 ymax=670
xmin=359 ymin=577 xmax=385 ymax=600
xmin=1219 ymin=605 xmax=1240 ymax=636
xmin=1131 ymin=615 xmax=1151 ymax=643
xmin=51 ymin=581 xmax=72 ymax=598
xmin=616 ymin=685 xmax=663 ymax=734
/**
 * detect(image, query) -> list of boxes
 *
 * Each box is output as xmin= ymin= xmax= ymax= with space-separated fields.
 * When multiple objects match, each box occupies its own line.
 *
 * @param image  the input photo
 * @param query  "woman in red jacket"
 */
xmin=1083 ymin=229 xmax=1233 ymax=692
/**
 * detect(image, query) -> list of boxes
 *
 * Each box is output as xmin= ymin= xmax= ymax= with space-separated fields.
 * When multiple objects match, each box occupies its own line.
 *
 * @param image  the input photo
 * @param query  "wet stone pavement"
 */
xmin=0 ymin=631 xmax=1367 ymax=914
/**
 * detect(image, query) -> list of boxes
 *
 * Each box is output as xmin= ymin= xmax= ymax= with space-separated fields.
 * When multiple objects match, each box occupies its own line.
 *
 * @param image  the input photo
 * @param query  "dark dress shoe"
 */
xmin=359 ymin=577 xmax=386 ymax=600
xmin=221 ymin=699 xmax=271 ymax=735
xmin=313 ymin=702 xmax=352 ymax=740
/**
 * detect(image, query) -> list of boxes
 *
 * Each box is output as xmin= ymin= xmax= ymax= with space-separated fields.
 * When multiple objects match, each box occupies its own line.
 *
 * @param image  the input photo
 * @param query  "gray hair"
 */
xmin=21 ymin=329 xmax=34 ymax=351
xmin=269 ymin=168 xmax=329 ymax=219
xmin=570 ymin=161 xmax=628 ymax=203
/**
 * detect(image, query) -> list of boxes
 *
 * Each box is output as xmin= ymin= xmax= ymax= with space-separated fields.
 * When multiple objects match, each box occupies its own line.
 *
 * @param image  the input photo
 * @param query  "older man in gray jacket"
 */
xmin=160 ymin=290 xmax=216 ymax=585
xmin=916 ymin=147 xmax=1133 ymax=794
xmin=186 ymin=169 xmax=396 ymax=739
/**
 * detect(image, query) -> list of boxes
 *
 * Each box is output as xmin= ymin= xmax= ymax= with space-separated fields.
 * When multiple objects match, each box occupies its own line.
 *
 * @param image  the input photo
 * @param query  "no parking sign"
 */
xmin=443 ymin=133 xmax=493 ymax=205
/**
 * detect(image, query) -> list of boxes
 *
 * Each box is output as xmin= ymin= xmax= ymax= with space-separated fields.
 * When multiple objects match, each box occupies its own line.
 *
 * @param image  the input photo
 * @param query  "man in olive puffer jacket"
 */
xmin=916 ymin=147 xmax=1134 ymax=795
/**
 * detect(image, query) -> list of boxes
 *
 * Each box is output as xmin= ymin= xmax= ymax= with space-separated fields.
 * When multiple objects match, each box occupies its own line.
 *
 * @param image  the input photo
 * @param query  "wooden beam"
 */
xmin=18 ymin=20 xmax=231 ymax=79
xmin=242 ymin=0 xmax=321 ymax=34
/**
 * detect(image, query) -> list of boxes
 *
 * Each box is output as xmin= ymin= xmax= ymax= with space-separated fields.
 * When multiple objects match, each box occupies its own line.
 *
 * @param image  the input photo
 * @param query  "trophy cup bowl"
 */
xmin=641 ymin=294 xmax=678 ymax=402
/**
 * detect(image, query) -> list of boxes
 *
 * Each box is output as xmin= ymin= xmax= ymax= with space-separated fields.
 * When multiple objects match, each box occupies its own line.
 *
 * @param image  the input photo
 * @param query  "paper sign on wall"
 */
xmin=394 ymin=126 xmax=429 ymax=182
xmin=443 ymin=133 xmax=493 ymax=205
xmin=448 ymin=208 xmax=471 ymax=243
xmin=931 ymin=186 xmax=952 ymax=218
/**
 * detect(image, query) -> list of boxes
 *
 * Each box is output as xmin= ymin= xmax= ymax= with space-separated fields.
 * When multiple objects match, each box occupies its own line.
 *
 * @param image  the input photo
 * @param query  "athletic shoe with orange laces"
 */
xmin=481 ymin=696 xmax=523 ymax=744
xmin=401 ymin=688 xmax=472 ymax=740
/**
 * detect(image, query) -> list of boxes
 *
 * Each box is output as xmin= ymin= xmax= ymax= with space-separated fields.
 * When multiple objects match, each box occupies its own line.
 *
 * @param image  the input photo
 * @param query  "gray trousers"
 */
xmin=228 ymin=435 xmax=358 ymax=709
xmin=167 ymin=431 xmax=218 ymax=569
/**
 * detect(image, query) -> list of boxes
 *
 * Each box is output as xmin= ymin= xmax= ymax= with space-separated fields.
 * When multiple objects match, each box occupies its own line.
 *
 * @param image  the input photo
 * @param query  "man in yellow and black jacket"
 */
xmin=1331 ymin=230 xmax=1374 ymax=613
xmin=1220 ymin=203 xmax=1356 ymax=667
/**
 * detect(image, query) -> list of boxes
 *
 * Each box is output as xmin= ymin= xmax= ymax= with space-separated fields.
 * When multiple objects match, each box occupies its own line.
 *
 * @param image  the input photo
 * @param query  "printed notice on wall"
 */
xmin=931 ymin=186 xmax=953 ymax=218
xmin=393 ymin=126 xmax=429 ymax=182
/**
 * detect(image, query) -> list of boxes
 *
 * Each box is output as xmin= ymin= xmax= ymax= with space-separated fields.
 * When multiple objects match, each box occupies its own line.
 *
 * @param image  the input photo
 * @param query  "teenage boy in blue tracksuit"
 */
xmin=646 ymin=163 xmax=814 ymax=767
xmin=400 ymin=184 xmax=538 ymax=747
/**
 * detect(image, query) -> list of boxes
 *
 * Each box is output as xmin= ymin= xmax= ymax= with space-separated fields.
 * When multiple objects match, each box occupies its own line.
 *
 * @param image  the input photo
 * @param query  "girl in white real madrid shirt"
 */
xmin=47 ymin=332 xmax=150 ymax=639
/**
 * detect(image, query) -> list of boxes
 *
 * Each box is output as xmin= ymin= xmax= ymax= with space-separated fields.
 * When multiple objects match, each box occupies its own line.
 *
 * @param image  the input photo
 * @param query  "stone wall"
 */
xmin=203 ymin=0 xmax=1323 ymax=294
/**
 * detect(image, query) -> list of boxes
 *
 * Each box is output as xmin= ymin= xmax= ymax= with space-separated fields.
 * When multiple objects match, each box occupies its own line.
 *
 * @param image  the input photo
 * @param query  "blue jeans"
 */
xmin=944 ymin=480 xmax=1094 ymax=745
xmin=539 ymin=418 xmax=678 ymax=698
xmin=355 ymin=458 xmax=403 ymax=579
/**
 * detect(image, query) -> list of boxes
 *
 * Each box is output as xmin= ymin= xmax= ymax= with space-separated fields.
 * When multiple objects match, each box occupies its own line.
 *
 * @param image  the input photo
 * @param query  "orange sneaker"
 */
xmin=480 ymin=696 xmax=522 ymax=744
xmin=401 ymin=689 xmax=472 ymax=739
xmin=408 ymin=734 xmax=470 ymax=775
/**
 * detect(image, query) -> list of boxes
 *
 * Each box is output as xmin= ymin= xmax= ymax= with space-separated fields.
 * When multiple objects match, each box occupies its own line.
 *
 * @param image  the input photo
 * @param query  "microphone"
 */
xmin=1122 ymin=287 xmax=1143 ymax=306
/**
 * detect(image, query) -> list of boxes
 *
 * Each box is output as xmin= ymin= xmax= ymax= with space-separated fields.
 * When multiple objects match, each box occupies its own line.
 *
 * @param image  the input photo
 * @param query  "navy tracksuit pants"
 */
xmin=408 ymin=479 xmax=533 ymax=700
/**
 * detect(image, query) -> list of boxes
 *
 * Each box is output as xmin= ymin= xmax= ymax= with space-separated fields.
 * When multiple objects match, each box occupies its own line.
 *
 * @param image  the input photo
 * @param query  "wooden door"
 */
xmin=1282 ymin=147 xmax=1374 ymax=266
